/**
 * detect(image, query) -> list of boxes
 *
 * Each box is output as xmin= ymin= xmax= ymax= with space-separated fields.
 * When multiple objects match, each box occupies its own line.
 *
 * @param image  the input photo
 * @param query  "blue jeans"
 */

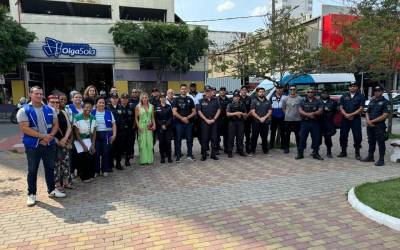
xmin=95 ymin=131 xmax=111 ymax=174
xmin=175 ymin=122 xmax=193 ymax=158
xmin=25 ymin=144 xmax=56 ymax=195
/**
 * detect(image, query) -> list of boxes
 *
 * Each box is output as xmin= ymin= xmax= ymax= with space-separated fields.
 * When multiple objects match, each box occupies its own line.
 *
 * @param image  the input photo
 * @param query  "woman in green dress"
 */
xmin=135 ymin=93 xmax=156 ymax=165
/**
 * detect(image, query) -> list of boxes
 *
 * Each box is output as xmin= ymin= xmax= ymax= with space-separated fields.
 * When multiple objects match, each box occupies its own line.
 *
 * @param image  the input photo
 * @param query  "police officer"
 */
xmin=240 ymin=86 xmax=252 ymax=154
xmin=198 ymin=86 xmax=221 ymax=161
xmin=108 ymin=93 xmax=124 ymax=170
xmin=128 ymin=89 xmax=139 ymax=161
xmin=250 ymin=87 xmax=272 ymax=154
xmin=338 ymin=83 xmax=365 ymax=160
xmin=319 ymin=89 xmax=338 ymax=158
xmin=226 ymin=90 xmax=247 ymax=158
xmin=217 ymin=86 xmax=231 ymax=153
xmin=120 ymin=93 xmax=136 ymax=166
xmin=296 ymin=88 xmax=323 ymax=160
xmin=150 ymin=88 xmax=161 ymax=107
xmin=361 ymin=86 xmax=389 ymax=166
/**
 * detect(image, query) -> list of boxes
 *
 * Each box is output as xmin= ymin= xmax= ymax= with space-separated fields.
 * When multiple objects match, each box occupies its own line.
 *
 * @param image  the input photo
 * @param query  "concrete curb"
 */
xmin=348 ymin=187 xmax=400 ymax=231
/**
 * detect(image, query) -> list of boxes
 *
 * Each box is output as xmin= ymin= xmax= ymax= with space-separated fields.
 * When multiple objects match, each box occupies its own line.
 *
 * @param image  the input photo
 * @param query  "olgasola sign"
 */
xmin=42 ymin=37 xmax=96 ymax=58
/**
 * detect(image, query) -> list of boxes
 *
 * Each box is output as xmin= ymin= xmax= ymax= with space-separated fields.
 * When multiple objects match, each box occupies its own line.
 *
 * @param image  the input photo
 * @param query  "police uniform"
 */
xmin=240 ymin=94 xmax=252 ymax=153
xmin=319 ymin=95 xmax=337 ymax=157
xmin=297 ymin=96 xmax=323 ymax=160
xmin=107 ymin=102 xmax=124 ymax=169
xmin=339 ymin=88 xmax=365 ymax=158
xmin=121 ymin=101 xmax=136 ymax=166
xmin=250 ymin=96 xmax=272 ymax=154
xmin=217 ymin=93 xmax=231 ymax=153
xmin=155 ymin=103 xmax=173 ymax=163
xmin=226 ymin=92 xmax=247 ymax=156
xmin=198 ymin=92 xmax=221 ymax=160
xmin=362 ymin=88 xmax=389 ymax=166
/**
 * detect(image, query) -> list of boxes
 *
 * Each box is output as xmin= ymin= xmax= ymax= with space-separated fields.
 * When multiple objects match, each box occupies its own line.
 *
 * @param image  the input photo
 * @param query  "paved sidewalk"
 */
xmin=0 ymin=135 xmax=400 ymax=249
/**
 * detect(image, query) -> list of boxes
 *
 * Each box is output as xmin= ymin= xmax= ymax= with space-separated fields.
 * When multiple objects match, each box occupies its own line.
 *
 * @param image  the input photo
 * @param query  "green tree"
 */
xmin=0 ymin=7 xmax=35 ymax=74
xmin=110 ymin=22 xmax=208 ymax=84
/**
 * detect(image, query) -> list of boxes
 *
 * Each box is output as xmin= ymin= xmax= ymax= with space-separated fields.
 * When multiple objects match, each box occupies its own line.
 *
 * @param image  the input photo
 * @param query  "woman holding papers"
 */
xmin=73 ymin=98 xmax=97 ymax=182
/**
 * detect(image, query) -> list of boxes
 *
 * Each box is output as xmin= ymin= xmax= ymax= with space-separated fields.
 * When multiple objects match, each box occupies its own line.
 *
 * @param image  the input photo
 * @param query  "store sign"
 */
xmin=42 ymin=37 xmax=97 ymax=58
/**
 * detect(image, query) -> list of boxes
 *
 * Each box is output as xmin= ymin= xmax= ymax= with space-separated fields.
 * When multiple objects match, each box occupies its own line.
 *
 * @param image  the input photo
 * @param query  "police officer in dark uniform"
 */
xmin=250 ymin=87 xmax=272 ymax=154
xmin=361 ymin=86 xmax=389 ymax=166
xmin=296 ymin=88 xmax=323 ymax=160
xmin=198 ymin=86 xmax=221 ymax=161
xmin=128 ymin=89 xmax=139 ymax=162
xmin=226 ymin=90 xmax=247 ymax=158
xmin=338 ymin=83 xmax=365 ymax=160
xmin=240 ymin=86 xmax=252 ymax=154
xmin=217 ymin=86 xmax=231 ymax=153
xmin=120 ymin=93 xmax=136 ymax=166
xmin=155 ymin=93 xmax=174 ymax=164
xmin=150 ymin=88 xmax=161 ymax=107
xmin=319 ymin=89 xmax=338 ymax=158
xmin=108 ymin=93 xmax=124 ymax=170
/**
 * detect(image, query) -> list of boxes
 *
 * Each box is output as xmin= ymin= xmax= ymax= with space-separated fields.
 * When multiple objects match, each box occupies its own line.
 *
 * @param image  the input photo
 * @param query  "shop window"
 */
xmin=0 ymin=0 xmax=9 ymax=11
xmin=20 ymin=0 xmax=111 ymax=19
xmin=120 ymin=6 xmax=166 ymax=22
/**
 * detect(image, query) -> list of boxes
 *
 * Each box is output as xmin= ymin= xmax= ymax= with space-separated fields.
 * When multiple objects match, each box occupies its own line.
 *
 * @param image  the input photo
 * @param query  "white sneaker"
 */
xmin=49 ymin=189 xmax=67 ymax=198
xmin=94 ymin=173 xmax=98 ymax=178
xmin=103 ymin=172 xmax=108 ymax=177
xmin=27 ymin=194 xmax=36 ymax=207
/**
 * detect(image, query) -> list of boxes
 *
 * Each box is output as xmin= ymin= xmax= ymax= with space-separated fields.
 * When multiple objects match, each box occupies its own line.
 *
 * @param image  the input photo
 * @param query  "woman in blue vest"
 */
xmin=92 ymin=96 xmax=116 ymax=177
xmin=73 ymin=98 xmax=97 ymax=182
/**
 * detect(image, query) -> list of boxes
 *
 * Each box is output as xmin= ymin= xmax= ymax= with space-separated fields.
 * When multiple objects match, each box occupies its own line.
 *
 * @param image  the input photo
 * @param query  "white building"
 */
xmin=3 ymin=0 xmax=207 ymax=100
xmin=277 ymin=0 xmax=313 ymax=20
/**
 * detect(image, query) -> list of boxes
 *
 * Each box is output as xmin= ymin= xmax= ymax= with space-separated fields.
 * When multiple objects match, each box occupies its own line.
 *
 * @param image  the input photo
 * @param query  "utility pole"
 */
xmin=271 ymin=0 xmax=276 ymax=79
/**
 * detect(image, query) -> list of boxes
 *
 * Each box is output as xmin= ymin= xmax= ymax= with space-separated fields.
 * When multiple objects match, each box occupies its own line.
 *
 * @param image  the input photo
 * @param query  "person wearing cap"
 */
xmin=338 ymin=83 xmax=365 ymax=159
xmin=226 ymin=90 xmax=248 ymax=157
xmin=150 ymin=88 xmax=160 ymax=107
xmin=155 ymin=93 xmax=174 ymax=163
xmin=198 ymin=86 xmax=221 ymax=161
xmin=240 ymin=85 xmax=253 ymax=154
xmin=105 ymin=93 xmax=121 ymax=171
xmin=319 ymin=89 xmax=338 ymax=158
xmin=361 ymin=86 xmax=389 ymax=166
xmin=188 ymin=82 xmax=203 ymax=106
xmin=282 ymin=85 xmax=303 ymax=153
xmin=172 ymin=83 xmax=197 ymax=162
xmin=249 ymin=87 xmax=272 ymax=154
xmin=120 ymin=93 xmax=136 ymax=166
xmin=296 ymin=88 xmax=323 ymax=160
xmin=217 ymin=86 xmax=231 ymax=154
xmin=269 ymin=85 xmax=287 ymax=150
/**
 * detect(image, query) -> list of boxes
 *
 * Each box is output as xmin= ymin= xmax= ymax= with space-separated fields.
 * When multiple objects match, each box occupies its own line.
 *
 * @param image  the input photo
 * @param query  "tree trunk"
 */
xmin=387 ymin=73 xmax=397 ymax=134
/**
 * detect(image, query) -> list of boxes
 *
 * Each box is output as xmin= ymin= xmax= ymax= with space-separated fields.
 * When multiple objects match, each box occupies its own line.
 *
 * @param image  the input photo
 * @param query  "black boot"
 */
xmin=375 ymin=157 xmax=385 ymax=166
xmin=337 ymin=149 xmax=347 ymax=158
xmin=326 ymin=148 xmax=332 ymax=158
xmin=160 ymin=158 xmax=165 ymax=164
xmin=201 ymin=153 xmax=207 ymax=161
xmin=312 ymin=152 xmax=324 ymax=161
xmin=355 ymin=149 xmax=361 ymax=160
xmin=116 ymin=162 xmax=123 ymax=170
xmin=295 ymin=151 xmax=304 ymax=160
xmin=361 ymin=154 xmax=374 ymax=162
xmin=167 ymin=156 xmax=173 ymax=163
xmin=125 ymin=158 xmax=131 ymax=167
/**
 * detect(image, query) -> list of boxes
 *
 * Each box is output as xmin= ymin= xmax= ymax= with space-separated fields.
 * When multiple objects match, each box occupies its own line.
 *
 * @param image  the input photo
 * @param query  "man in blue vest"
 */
xmin=17 ymin=86 xmax=66 ymax=207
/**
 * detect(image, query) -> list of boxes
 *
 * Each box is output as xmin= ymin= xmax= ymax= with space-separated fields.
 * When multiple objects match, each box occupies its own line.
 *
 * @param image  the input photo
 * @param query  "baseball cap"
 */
xmin=233 ymin=90 xmax=240 ymax=97
xmin=110 ymin=93 xmax=119 ymax=99
xmin=219 ymin=87 xmax=226 ymax=91
xmin=374 ymin=86 xmax=384 ymax=92
xmin=205 ymin=86 xmax=212 ymax=92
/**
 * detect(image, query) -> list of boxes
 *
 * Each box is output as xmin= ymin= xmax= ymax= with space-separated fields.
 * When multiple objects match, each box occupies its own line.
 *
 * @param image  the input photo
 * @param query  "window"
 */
xmin=20 ymin=0 xmax=111 ymax=19
xmin=0 ymin=0 xmax=9 ymax=11
xmin=120 ymin=6 xmax=167 ymax=22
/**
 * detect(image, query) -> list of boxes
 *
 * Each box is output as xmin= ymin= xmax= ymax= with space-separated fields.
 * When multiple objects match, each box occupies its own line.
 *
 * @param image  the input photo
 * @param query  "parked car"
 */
xmin=364 ymin=93 xmax=400 ymax=115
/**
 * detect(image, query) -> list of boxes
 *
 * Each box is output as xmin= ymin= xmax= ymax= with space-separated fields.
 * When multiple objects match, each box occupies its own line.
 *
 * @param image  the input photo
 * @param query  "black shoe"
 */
xmin=313 ymin=153 xmax=324 ymax=161
xmin=211 ymin=155 xmax=219 ymax=160
xmin=168 ymin=157 xmax=173 ymax=163
xmin=216 ymin=151 xmax=220 ymax=155
xmin=361 ymin=156 xmax=375 ymax=162
xmin=161 ymin=158 xmax=165 ymax=164
xmin=116 ymin=163 xmax=124 ymax=170
xmin=337 ymin=152 xmax=347 ymax=158
xmin=201 ymin=155 xmax=207 ymax=161
xmin=263 ymin=150 xmax=269 ymax=154
xmin=238 ymin=152 xmax=247 ymax=157
xmin=375 ymin=159 xmax=385 ymax=166
xmin=326 ymin=153 xmax=332 ymax=158
xmin=125 ymin=160 xmax=131 ymax=167
xmin=355 ymin=154 xmax=361 ymax=161
xmin=176 ymin=157 xmax=181 ymax=163
xmin=295 ymin=154 xmax=304 ymax=160
xmin=284 ymin=148 xmax=289 ymax=154
xmin=228 ymin=153 xmax=233 ymax=158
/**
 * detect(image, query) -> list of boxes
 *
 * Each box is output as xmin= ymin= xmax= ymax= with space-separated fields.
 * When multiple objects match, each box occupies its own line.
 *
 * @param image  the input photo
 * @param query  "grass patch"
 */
xmin=355 ymin=178 xmax=400 ymax=218
xmin=389 ymin=133 xmax=400 ymax=139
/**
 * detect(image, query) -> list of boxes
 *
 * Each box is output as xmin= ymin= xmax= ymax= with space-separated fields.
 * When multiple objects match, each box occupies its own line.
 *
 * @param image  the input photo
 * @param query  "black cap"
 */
xmin=190 ymin=82 xmax=196 ymax=87
xmin=219 ymin=86 xmax=226 ymax=91
xmin=233 ymin=89 xmax=240 ymax=97
xmin=152 ymin=88 xmax=159 ymax=93
xmin=374 ymin=86 xmax=384 ymax=92
xmin=349 ymin=82 xmax=357 ymax=86
xmin=110 ymin=93 xmax=119 ymax=99
xmin=204 ymin=85 xmax=212 ymax=92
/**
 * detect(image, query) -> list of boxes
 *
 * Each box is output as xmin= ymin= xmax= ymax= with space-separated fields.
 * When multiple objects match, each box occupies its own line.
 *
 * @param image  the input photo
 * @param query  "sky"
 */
xmin=175 ymin=0 xmax=348 ymax=32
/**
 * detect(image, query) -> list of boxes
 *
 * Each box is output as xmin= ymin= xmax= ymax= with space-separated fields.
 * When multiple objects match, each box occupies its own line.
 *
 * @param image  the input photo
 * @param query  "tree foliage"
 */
xmin=0 ymin=7 xmax=35 ymax=74
xmin=110 ymin=22 xmax=208 ymax=83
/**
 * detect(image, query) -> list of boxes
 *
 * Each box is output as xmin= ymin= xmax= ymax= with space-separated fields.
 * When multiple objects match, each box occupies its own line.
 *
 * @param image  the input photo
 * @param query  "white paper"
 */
xmin=74 ymin=138 xmax=92 ymax=154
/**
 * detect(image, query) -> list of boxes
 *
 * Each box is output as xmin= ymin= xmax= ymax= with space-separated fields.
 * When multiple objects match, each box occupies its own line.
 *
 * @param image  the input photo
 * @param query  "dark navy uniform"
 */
xmin=155 ymin=104 xmax=173 ymax=162
xmin=198 ymin=97 xmax=220 ymax=159
xmin=319 ymin=97 xmax=337 ymax=156
xmin=226 ymin=97 xmax=247 ymax=155
xmin=108 ymin=103 xmax=124 ymax=169
xmin=365 ymin=95 xmax=389 ymax=164
xmin=240 ymin=95 xmax=252 ymax=153
xmin=217 ymin=95 xmax=231 ymax=152
xmin=121 ymin=102 xmax=136 ymax=165
xmin=250 ymin=97 xmax=272 ymax=154
xmin=298 ymin=97 xmax=323 ymax=158
xmin=339 ymin=91 xmax=365 ymax=156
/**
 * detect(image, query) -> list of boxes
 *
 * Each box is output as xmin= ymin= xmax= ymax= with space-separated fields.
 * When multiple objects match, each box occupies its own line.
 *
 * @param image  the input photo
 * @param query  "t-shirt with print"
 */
xmin=17 ymin=104 xmax=58 ymax=135
xmin=172 ymin=96 xmax=195 ymax=118
xmin=73 ymin=113 xmax=97 ymax=139
xmin=282 ymin=95 xmax=303 ymax=121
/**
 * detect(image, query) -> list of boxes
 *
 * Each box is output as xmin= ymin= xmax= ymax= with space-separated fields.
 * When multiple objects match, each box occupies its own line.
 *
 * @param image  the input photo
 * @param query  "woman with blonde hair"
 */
xmin=135 ymin=92 xmax=155 ymax=165
xmin=83 ymin=85 xmax=98 ymax=100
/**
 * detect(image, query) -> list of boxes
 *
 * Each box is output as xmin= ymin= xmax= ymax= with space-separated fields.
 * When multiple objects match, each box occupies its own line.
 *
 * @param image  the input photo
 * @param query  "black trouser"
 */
xmin=320 ymin=120 xmax=334 ymax=152
xmin=367 ymin=124 xmax=386 ymax=159
xmin=283 ymin=121 xmax=301 ymax=150
xmin=251 ymin=121 xmax=269 ymax=153
xmin=299 ymin=120 xmax=321 ymax=154
xmin=126 ymin=129 xmax=136 ymax=161
xmin=76 ymin=152 xmax=95 ymax=181
xmin=244 ymin=118 xmax=252 ymax=152
xmin=227 ymin=119 xmax=245 ymax=153
xmin=270 ymin=116 xmax=285 ymax=148
xmin=340 ymin=117 xmax=362 ymax=151
xmin=158 ymin=128 xmax=172 ymax=159
xmin=200 ymin=120 xmax=218 ymax=156
xmin=218 ymin=117 xmax=229 ymax=151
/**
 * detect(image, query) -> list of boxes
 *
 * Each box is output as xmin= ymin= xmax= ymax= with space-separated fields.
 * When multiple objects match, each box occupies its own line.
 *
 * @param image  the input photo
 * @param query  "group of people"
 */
xmin=17 ymin=81 xmax=389 ymax=207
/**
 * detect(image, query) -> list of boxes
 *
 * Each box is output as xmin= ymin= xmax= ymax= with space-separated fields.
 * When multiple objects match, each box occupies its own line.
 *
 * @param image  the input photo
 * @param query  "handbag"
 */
xmin=147 ymin=121 xmax=155 ymax=131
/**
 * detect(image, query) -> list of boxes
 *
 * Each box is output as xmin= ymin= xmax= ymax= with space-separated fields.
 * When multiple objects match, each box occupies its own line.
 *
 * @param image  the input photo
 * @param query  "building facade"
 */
xmin=277 ymin=0 xmax=313 ymax=20
xmin=4 ymin=0 xmax=207 ymax=103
